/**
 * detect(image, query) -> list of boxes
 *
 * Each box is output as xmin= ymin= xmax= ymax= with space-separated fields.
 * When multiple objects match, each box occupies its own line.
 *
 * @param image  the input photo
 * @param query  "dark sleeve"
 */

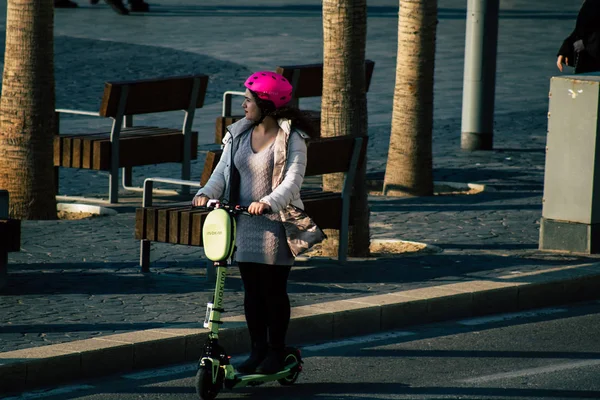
xmin=585 ymin=31 xmax=600 ymax=60
xmin=577 ymin=0 xmax=600 ymax=35
xmin=558 ymin=31 xmax=576 ymax=57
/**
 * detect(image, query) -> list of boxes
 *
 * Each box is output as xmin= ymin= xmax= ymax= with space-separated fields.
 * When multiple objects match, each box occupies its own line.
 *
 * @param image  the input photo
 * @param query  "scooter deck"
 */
xmin=230 ymin=362 xmax=298 ymax=388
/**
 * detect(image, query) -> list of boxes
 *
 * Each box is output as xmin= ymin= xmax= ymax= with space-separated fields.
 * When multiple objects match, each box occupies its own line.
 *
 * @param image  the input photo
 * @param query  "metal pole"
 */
xmin=122 ymin=115 xmax=133 ymax=188
xmin=460 ymin=0 xmax=499 ymax=151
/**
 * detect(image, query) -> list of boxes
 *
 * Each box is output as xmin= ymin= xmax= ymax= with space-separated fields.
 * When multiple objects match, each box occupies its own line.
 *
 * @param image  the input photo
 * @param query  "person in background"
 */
xmin=54 ymin=0 xmax=78 ymax=8
xmin=557 ymin=0 xmax=600 ymax=73
xmin=54 ymin=0 xmax=149 ymax=14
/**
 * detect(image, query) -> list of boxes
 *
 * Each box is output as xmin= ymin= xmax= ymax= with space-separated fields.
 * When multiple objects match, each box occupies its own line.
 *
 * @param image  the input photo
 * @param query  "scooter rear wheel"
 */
xmin=277 ymin=349 xmax=302 ymax=386
xmin=195 ymin=365 xmax=220 ymax=400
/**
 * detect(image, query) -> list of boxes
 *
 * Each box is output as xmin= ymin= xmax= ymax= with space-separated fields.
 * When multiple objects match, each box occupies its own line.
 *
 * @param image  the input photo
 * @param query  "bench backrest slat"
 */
xmin=199 ymin=135 xmax=367 ymax=186
xmin=305 ymin=135 xmax=368 ymax=176
xmin=99 ymin=75 xmax=209 ymax=117
xmin=275 ymin=60 xmax=375 ymax=100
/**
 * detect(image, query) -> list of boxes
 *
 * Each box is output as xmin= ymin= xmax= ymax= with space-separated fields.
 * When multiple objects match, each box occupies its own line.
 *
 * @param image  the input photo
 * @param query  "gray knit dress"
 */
xmin=233 ymin=130 xmax=294 ymax=266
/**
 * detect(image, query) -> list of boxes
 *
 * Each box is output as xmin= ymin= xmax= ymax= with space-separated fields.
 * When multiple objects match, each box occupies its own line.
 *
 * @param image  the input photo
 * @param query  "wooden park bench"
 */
xmin=0 ymin=190 xmax=20 ymax=290
xmin=134 ymin=134 xmax=368 ymax=273
xmin=54 ymin=74 xmax=209 ymax=204
xmin=213 ymin=60 xmax=375 ymax=144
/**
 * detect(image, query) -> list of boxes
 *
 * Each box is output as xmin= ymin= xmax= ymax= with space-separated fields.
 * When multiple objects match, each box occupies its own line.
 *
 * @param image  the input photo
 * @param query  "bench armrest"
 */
xmin=55 ymin=109 xmax=102 ymax=117
xmin=143 ymin=177 xmax=202 ymax=207
xmin=222 ymin=91 xmax=246 ymax=116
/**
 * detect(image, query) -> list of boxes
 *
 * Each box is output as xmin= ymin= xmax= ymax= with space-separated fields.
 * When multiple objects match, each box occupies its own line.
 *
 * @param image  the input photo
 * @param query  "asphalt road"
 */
xmin=6 ymin=301 xmax=600 ymax=400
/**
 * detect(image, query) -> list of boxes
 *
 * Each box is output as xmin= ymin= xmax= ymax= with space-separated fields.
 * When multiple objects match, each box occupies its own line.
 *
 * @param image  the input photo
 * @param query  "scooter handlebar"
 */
xmin=191 ymin=201 xmax=260 ymax=216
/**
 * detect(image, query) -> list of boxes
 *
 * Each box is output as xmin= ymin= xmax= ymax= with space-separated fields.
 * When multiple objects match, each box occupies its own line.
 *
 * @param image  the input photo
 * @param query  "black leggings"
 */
xmin=237 ymin=262 xmax=291 ymax=349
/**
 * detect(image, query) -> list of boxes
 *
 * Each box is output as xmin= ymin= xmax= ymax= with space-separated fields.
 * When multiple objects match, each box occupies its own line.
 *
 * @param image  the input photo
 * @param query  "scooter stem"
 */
xmin=208 ymin=261 xmax=228 ymax=339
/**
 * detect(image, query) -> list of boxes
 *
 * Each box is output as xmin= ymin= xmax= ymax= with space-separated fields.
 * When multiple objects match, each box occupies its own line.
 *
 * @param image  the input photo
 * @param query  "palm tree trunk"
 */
xmin=321 ymin=0 xmax=370 ymax=257
xmin=0 ymin=0 xmax=57 ymax=219
xmin=383 ymin=0 xmax=437 ymax=197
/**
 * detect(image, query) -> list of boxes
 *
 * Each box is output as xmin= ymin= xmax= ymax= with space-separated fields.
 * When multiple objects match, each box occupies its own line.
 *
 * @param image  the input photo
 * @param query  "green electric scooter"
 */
xmin=194 ymin=199 xmax=303 ymax=400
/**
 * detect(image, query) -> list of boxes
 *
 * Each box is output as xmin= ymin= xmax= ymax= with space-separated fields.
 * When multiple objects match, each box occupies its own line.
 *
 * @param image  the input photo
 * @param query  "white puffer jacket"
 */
xmin=196 ymin=117 xmax=310 ymax=213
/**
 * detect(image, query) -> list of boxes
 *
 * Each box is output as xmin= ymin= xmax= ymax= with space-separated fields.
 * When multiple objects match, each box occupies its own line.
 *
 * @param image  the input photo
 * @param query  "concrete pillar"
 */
xmin=539 ymin=74 xmax=600 ymax=254
xmin=460 ymin=0 xmax=499 ymax=151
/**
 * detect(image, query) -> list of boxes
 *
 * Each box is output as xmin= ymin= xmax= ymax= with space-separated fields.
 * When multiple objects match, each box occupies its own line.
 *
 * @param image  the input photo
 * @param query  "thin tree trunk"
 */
xmin=383 ymin=0 xmax=437 ymax=197
xmin=321 ymin=0 xmax=370 ymax=257
xmin=0 ymin=0 xmax=57 ymax=219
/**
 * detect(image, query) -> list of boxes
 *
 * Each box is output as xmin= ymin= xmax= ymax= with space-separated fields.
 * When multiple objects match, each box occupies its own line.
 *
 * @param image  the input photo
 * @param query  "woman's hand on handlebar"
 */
xmin=192 ymin=194 xmax=209 ymax=207
xmin=248 ymin=201 xmax=271 ymax=215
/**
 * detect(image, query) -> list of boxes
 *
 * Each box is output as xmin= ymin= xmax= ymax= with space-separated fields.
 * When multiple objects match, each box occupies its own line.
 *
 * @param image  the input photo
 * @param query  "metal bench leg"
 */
xmin=140 ymin=239 xmax=151 ymax=273
xmin=180 ymin=77 xmax=201 ymax=197
xmin=180 ymin=173 xmax=190 ymax=196
xmin=180 ymin=132 xmax=191 ymax=197
xmin=338 ymin=172 xmax=352 ymax=265
xmin=109 ymin=169 xmax=119 ymax=204
xmin=337 ymin=137 xmax=363 ymax=265
xmin=123 ymin=167 xmax=133 ymax=187
xmin=108 ymin=87 xmax=127 ymax=204
xmin=0 ymin=250 xmax=7 ymax=291
xmin=180 ymin=131 xmax=191 ymax=196
xmin=338 ymin=218 xmax=349 ymax=265
xmin=54 ymin=166 xmax=60 ymax=196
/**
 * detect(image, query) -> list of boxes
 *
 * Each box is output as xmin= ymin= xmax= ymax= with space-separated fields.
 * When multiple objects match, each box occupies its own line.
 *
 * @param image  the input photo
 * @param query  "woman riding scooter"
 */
xmin=192 ymin=71 xmax=319 ymax=374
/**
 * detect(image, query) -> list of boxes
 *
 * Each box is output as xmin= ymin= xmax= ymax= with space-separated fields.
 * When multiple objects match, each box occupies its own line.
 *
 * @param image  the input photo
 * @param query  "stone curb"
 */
xmin=2 ymin=263 xmax=600 ymax=395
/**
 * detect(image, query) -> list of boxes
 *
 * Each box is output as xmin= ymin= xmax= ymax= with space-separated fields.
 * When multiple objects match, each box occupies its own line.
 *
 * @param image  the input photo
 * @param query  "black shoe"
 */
xmin=255 ymin=348 xmax=284 ymax=375
xmin=104 ymin=0 xmax=129 ymax=14
xmin=55 ymin=0 xmax=78 ymax=8
xmin=236 ymin=346 xmax=267 ymax=374
xmin=129 ymin=1 xmax=149 ymax=12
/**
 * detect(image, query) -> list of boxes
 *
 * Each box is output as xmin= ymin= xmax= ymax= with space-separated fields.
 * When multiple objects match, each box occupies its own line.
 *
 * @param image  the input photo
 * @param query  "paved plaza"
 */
xmin=2 ymin=0 xmax=600 ymax=394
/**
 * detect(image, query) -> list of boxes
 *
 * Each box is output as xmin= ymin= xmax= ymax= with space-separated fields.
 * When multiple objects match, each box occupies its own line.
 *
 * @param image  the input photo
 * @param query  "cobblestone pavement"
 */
xmin=2 ymin=0 xmax=598 ymax=353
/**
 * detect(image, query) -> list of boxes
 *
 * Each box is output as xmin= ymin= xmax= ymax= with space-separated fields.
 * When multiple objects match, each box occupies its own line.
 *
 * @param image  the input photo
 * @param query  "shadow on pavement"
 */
xmin=0 ymin=321 xmax=195 ymax=335
xmin=433 ymin=168 xmax=543 ymax=187
xmin=370 ymin=189 xmax=542 ymax=210
xmin=124 ymin=5 xmax=577 ymax=22
xmin=4 ymin=251 xmax=599 ymax=296
xmin=122 ymin=382 xmax=598 ymax=399
xmin=245 ymin=383 xmax=600 ymax=399
xmin=359 ymin=348 xmax=600 ymax=360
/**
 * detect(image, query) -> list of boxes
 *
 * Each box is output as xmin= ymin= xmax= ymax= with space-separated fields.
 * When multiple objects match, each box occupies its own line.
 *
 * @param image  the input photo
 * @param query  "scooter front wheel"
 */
xmin=195 ymin=364 xmax=221 ymax=400
xmin=277 ymin=348 xmax=302 ymax=386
